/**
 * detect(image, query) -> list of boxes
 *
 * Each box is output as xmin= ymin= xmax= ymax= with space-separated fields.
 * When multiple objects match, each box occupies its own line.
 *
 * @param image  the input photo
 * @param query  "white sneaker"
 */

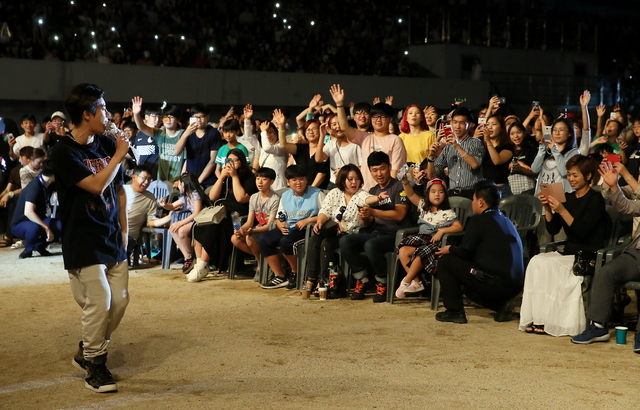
xmin=11 ymin=240 xmax=24 ymax=249
xmin=404 ymin=281 xmax=425 ymax=293
xmin=395 ymin=281 xmax=411 ymax=298
xmin=187 ymin=266 xmax=210 ymax=283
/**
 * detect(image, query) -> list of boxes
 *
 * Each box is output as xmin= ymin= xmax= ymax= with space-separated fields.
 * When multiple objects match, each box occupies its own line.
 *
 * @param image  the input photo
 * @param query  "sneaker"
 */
xmin=187 ymin=266 xmax=210 ymax=283
xmin=71 ymin=341 xmax=86 ymax=372
xmin=261 ymin=275 xmax=289 ymax=289
xmin=253 ymin=268 xmax=261 ymax=283
xmin=182 ymin=255 xmax=195 ymax=274
xmin=84 ymin=356 xmax=117 ymax=393
xmin=11 ymin=240 xmax=24 ymax=249
xmin=634 ymin=332 xmax=640 ymax=354
xmin=351 ymin=279 xmax=367 ymax=300
xmin=285 ymin=272 xmax=297 ymax=290
xmin=373 ymin=283 xmax=387 ymax=303
xmin=435 ymin=310 xmax=468 ymax=324
xmin=404 ymin=281 xmax=425 ymax=294
xmin=395 ymin=281 xmax=411 ymax=298
xmin=571 ymin=323 xmax=610 ymax=344
xmin=173 ymin=257 xmax=185 ymax=266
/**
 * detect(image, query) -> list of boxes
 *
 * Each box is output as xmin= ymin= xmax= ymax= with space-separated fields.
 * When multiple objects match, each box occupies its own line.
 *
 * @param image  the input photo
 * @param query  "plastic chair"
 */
xmin=428 ymin=196 xmax=474 ymax=310
xmin=541 ymin=205 xmax=632 ymax=306
xmin=228 ymin=215 xmax=249 ymax=279
xmin=148 ymin=180 xmax=170 ymax=202
xmin=499 ymin=194 xmax=543 ymax=263
xmin=387 ymin=197 xmax=473 ymax=307
xmin=141 ymin=209 xmax=191 ymax=269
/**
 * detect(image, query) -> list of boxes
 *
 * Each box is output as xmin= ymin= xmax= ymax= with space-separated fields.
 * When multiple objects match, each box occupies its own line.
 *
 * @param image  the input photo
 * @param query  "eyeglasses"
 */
xmin=137 ymin=175 xmax=152 ymax=182
xmin=163 ymin=115 xmax=176 ymax=119
xmin=336 ymin=206 xmax=347 ymax=222
xmin=371 ymin=115 xmax=389 ymax=121
xmin=354 ymin=110 xmax=369 ymax=115
xmin=192 ymin=115 xmax=207 ymax=120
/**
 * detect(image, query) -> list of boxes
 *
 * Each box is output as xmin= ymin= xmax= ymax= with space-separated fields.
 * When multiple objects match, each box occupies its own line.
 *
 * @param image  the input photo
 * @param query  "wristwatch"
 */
xmin=8 ymin=191 xmax=14 ymax=198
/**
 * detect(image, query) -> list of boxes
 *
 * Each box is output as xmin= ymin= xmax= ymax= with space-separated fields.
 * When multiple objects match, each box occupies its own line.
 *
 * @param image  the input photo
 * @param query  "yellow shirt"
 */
xmin=399 ymin=130 xmax=436 ymax=164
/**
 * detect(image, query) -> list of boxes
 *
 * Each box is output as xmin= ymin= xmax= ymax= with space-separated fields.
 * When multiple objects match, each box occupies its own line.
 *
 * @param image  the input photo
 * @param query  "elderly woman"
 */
xmin=519 ymin=155 xmax=607 ymax=336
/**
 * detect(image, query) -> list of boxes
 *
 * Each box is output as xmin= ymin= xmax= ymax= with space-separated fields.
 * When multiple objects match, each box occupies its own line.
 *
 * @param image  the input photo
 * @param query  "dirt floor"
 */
xmin=1 ymin=246 xmax=639 ymax=410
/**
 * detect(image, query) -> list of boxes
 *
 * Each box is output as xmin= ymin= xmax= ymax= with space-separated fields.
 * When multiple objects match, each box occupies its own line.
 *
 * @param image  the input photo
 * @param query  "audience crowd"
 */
xmin=0 ymin=0 xmax=637 ymax=82
xmin=2 ymin=82 xmax=640 ymax=355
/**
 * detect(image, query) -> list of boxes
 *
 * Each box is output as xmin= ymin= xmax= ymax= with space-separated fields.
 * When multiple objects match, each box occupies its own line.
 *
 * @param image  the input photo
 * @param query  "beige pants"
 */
xmin=68 ymin=261 xmax=129 ymax=360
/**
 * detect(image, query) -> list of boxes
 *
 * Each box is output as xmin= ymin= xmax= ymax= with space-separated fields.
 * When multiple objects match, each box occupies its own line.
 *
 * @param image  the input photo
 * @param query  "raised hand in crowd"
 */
xmin=487 ymin=95 xmax=501 ymax=116
xmin=595 ymin=104 xmax=607 ymax=118
xmin=272 ymin=109 xmax=285 ymax=129
xmin=244 ymin=104 xmax=253 ymax=120
xmin=385 ymin=96 xmax=393 ymax=106
xmin=329 ymin=84 xmax=345 ymax=107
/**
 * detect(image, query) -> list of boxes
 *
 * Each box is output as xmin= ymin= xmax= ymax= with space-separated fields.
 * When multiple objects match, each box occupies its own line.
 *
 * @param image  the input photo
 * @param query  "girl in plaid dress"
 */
xmin=395 ymin=177 xmax=463 ymax=298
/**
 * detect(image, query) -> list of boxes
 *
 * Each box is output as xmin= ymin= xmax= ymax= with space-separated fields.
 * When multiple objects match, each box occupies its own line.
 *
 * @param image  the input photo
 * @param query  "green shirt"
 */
xmin=215 ymin=143 xmax=250 ymax=166
xmin=154 ymin=128 xmax=185 ymax=182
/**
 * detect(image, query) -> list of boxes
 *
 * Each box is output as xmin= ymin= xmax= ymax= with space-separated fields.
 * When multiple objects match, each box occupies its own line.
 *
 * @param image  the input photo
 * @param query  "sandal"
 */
xmin=533 ymin=325 xmax=546 ymax=335
xmin=524 ymin=324 xmax=535 ymax=334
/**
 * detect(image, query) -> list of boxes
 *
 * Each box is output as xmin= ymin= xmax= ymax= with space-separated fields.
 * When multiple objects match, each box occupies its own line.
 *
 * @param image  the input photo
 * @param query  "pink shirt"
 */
xmin=351 ymin=129 xmax=407 ymax=190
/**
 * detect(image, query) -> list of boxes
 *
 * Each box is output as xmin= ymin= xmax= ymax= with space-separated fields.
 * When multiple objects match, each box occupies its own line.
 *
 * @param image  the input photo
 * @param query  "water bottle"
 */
xmin=328 ymin=262 xmax=337 ymax=289
xmin=510 ymin=156 xmax=518 ymax=175
xmin=231 ymin=211 xmax=242 ymax=231
xmin=150 ymin=234 xmax=160 ymax=255
xmin=278 ymin=211 xmax=289 ymax=233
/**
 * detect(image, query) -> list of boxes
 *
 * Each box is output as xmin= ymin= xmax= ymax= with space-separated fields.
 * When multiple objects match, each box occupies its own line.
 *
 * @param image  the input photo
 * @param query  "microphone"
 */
xmin=104 ymin=122 xmax=140 ymax=163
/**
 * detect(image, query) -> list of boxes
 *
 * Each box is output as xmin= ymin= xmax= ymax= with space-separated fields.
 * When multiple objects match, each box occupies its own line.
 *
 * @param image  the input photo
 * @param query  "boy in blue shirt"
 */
xmin=259 ymin=165 xmax=325 ymax=289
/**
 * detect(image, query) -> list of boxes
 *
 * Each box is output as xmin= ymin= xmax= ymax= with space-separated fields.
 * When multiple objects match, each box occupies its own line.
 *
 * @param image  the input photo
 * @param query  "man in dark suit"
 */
xmin=435 ymin=180 xmax=524 ymax=323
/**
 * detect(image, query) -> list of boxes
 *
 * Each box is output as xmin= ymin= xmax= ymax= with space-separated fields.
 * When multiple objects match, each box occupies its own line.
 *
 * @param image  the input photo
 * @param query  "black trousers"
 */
xmin=587 ymin=249 xmax=640 ymax=331
xmin=306 ymin=221 xmax=340 ymax=283
xmin=437 ymin=254 xmax=521 ymax=312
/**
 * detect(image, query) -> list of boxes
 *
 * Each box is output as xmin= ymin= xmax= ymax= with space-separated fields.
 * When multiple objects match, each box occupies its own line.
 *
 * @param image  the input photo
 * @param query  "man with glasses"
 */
xmin=352 ymin=102 xmax=372 ymax=132
xmin=174 ymin=104 xmax=222 ymax=190
xmin=426 ymin=107 xmax=484 ymax=199
xmin=123 ymin=165 xmax=163 ymax=262
xmin=131 ymin=97 xmax=185 ymax=186
xmin=330 ymin=84 xmax=407 ymax=190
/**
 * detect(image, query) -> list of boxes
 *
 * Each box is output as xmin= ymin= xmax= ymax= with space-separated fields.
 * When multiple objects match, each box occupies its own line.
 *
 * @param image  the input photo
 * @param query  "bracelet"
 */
xmin=336 ymin=105 xmax=343 ymax=108
xmin=426 ymin=156 xmax=435 ymax=162
xmin=461 ymin=152 xmax=468 ymax=159
xmin=625 ymin=177 xmax=633 ymax=181
xmin=278 ymin=129 xmax=286 ymax=132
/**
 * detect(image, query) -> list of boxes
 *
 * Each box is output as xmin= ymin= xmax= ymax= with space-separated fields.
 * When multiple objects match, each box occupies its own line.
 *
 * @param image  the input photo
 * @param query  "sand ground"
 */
xmin=0 ymin=244 xmax=638 ymax=410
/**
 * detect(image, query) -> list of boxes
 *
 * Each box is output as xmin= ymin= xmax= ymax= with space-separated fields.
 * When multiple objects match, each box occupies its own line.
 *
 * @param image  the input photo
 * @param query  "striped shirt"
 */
xmin=434 ymin=136 xmax=485 ymax=190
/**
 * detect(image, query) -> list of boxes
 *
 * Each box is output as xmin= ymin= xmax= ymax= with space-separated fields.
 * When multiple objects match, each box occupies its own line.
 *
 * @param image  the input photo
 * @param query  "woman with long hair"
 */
xmin=476 ymin=114 xmax=514 ymax=198
xmin=158 ymin=171 xmax=207 ymax=273
xmin=507 ymin=122 xmax=539 ymax=195
xmin=189 ymin=148 xmax=258 ymax=282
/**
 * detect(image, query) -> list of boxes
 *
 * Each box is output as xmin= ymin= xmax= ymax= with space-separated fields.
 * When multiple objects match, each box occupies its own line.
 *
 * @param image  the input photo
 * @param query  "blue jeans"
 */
xmin=338 ymin=231 xmax=396 ymax=283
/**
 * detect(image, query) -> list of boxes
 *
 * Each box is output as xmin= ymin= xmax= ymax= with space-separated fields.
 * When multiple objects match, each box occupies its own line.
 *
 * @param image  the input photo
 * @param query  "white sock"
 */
xmin=195 ymin=259 xmax=208 ymax=271
xmin=360 ymin=277 xmax=369 ymax=284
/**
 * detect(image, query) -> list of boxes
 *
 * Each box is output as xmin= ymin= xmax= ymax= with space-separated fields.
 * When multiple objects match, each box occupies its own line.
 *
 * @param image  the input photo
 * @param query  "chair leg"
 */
xmin=228 ymin=246 xmax=237 ymax=280
xmin=430 ymin=276 xmax=441 ymax=311
xmin=387 ymin=254 xmax=398 ymax=304
xmin=162 ymin=231 xmax=172 ymax=270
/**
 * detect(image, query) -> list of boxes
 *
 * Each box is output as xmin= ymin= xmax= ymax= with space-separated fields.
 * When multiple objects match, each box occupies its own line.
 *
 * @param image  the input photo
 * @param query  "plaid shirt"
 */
xmin=434 ymin=136 xmax=485 ymax=190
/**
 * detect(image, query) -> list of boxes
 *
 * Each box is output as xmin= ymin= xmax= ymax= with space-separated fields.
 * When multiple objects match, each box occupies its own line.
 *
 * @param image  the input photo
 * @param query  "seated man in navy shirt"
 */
xmin=435 ymin=180 xmax=524 ymax=323
xmin=339 ymin=151 xmax=410 ymax=303
xmin=10 ymin=159 xmax=61 ymax=258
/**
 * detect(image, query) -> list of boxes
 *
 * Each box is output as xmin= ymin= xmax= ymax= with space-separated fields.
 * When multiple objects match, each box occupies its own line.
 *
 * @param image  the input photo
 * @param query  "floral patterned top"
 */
xmin=319 ymin=188 xmax=371 ymax=234
xmin=416 ymin=202 xmax=457 ymax=235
